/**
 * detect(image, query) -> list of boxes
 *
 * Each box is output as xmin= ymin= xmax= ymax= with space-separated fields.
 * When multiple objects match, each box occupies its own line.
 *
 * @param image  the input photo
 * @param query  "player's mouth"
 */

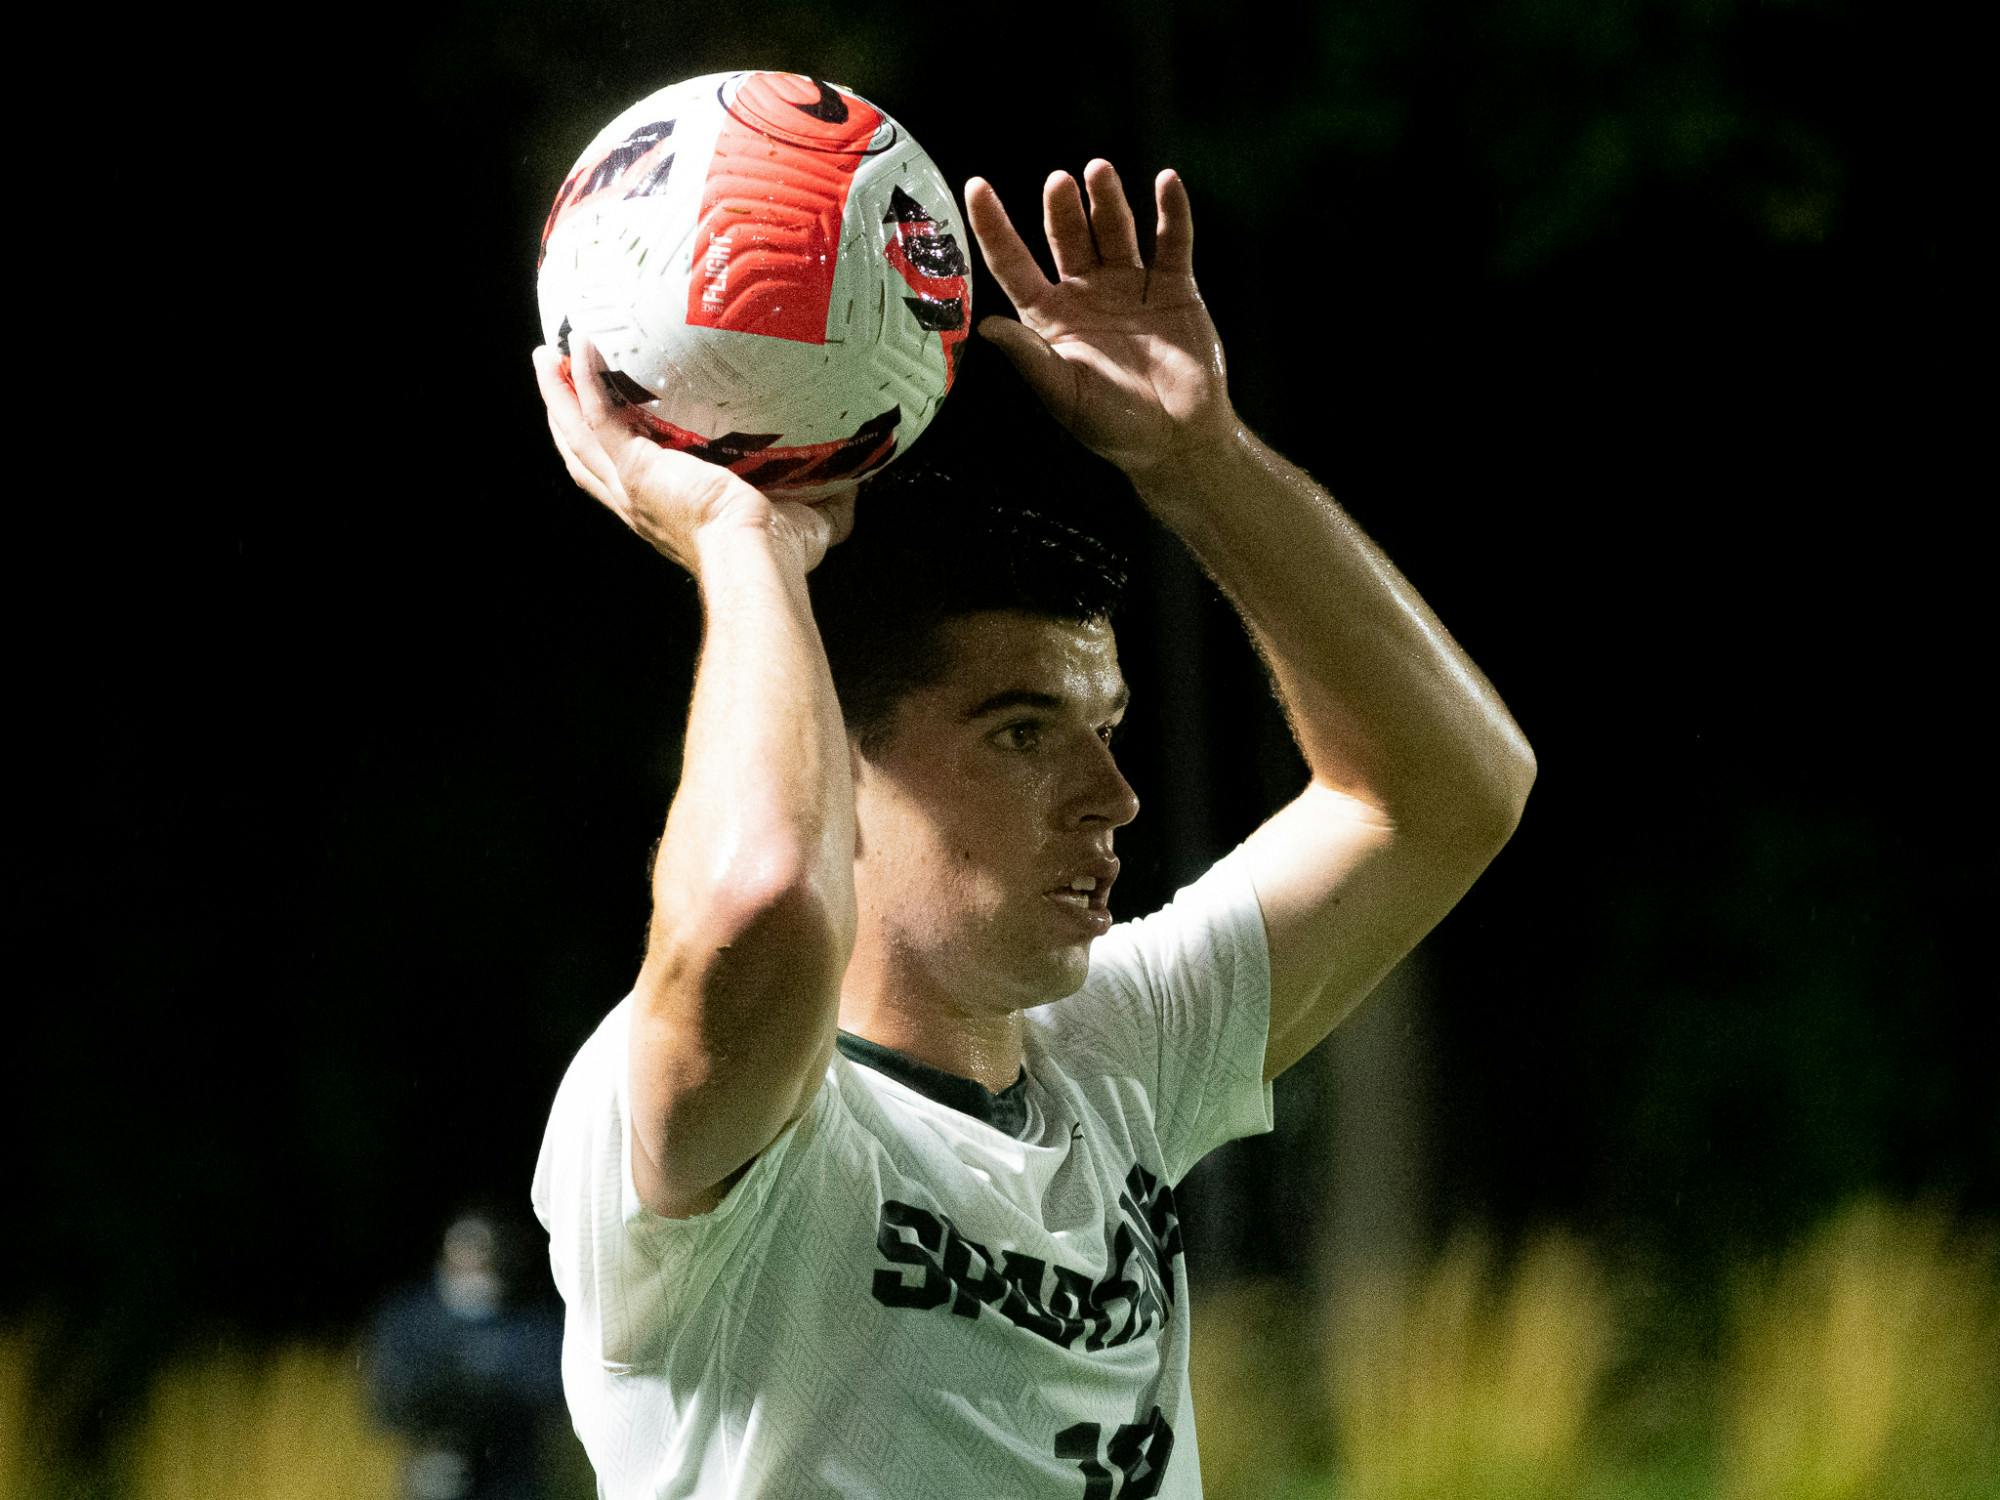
xmin=1044 ymin=860 xmax=1117 ymax=935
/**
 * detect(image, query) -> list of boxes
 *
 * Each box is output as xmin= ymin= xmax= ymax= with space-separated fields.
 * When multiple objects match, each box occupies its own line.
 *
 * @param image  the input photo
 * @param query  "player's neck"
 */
xmin=836 ymin=964 xmax=1026 ymax=1094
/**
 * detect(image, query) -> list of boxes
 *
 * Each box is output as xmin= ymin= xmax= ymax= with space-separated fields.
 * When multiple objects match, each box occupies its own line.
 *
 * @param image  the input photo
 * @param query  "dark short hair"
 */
xmin=808 ymin=467 xmax=1128 ymax=755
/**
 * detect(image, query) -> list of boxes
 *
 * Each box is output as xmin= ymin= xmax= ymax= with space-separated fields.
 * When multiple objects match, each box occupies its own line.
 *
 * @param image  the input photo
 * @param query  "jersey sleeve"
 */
xmin=1046 ymin=844 xmax=1276 ymax=1185
xmin=529 ymin=997 xmax=831 ymax=1372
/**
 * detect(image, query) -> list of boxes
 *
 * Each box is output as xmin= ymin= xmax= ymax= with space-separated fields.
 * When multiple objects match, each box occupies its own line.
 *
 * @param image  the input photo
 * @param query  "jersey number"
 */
xmin=1055 ymin=1409 xmax=1174 ymax=1498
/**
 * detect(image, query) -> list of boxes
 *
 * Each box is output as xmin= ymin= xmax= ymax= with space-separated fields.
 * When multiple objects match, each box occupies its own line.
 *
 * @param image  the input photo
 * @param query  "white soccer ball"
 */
xmin=538 ymin=71 xmax=971 ymax=498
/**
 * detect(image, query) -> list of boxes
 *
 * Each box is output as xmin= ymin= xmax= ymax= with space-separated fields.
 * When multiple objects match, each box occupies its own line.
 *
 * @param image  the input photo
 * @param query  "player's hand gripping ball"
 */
xmin=537 ymin=71 xmax=971 ymax=499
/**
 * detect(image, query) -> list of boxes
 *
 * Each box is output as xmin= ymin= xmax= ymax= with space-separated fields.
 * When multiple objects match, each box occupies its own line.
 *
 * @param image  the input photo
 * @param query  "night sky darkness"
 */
xmin=22 ymin=0 xmax=1984 ymax=1438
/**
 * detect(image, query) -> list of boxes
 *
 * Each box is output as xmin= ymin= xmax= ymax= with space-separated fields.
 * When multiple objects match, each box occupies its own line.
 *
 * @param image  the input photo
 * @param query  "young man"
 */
xmin=530 ymin=161 xmax=1535 ymax=1497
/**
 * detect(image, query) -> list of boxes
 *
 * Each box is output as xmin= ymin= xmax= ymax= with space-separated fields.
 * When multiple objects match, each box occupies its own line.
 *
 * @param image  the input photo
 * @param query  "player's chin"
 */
xmin=1014 ymin=942 xmax=1095 ymax=1010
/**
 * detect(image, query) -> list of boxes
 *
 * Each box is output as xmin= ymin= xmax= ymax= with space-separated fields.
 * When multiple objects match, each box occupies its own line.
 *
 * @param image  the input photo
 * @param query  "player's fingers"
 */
xmin=1083 ymin=159 xmax=1143 ymax=268
xmin=819 ymin=492 xmax=858 ymax=549
xmin=1042 ymin=171 xmax=1097 ymax=279
xmin=770 ymin=494 xmax=838 ymax=573
xmin=812 ymin=478 xmax=862 ymax=510
xmin=531 ymin=347 xmax=597 ymax=468
xmin=535 ymin=347 xmax=626 ymax=499
xmin=537 ymin=342 xmax=613 ymax=459
xmin=964 ymin=177 xmax=1052 ymax=308
xmin=570 ymin=334 xmax=620 ymax=430
xmin=1153 ymin=169 xmax=1194 ymax=277
xmin=571 ymin=334 xmax=662 ymax=473
xmin=545 ymin=411 xmax=625 ymax=516
xmin=531 ymin=343 xmax=582 ymax=420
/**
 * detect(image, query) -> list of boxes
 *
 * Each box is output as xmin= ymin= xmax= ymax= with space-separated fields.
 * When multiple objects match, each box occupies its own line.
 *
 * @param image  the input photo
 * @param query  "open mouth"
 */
xmin=1045 ymin=875 xmax=1111 ymax=913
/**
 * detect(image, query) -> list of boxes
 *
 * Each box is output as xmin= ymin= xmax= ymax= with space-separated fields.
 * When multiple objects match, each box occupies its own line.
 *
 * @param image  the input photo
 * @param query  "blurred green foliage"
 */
xmin=12 ymin=1200 xmax=1990 ymax=1497
xmin=1190 ymin=1200 xmax=1999 ymax=1500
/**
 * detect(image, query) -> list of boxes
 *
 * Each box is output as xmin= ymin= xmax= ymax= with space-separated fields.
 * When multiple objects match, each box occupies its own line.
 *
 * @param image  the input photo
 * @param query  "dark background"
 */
xmin=24 ymin=0 xmax=1984 ymax=1463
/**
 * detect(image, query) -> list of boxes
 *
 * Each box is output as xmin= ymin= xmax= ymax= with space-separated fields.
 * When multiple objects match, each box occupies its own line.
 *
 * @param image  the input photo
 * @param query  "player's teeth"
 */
xmin=1070 ymin=877 xmax=1096 ymax=892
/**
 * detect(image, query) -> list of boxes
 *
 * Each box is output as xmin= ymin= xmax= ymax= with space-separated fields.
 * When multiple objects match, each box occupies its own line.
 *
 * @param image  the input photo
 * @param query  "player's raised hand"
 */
xmin=531 ymin=338 xmax=855 ymax=576
xmin=965 ymin=161 xmax=1234 ymax=478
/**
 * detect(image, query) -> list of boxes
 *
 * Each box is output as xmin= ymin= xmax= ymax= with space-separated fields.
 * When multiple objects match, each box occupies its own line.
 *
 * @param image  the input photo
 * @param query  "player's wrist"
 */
xmin=689 ymin=505 xmax=816 ymax=589
xmin=691 ymin=508 xmax=779 ymax=557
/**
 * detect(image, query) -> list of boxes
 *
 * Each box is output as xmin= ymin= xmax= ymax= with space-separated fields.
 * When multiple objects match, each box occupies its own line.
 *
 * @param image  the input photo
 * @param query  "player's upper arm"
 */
xmin=1241 ymin=777 xmax=1528 ymax=1080
xmin=626 ymin=867 xmax=846 ymax=1219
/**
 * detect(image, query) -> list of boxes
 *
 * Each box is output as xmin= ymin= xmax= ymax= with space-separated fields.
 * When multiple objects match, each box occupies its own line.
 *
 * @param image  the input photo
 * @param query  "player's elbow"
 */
xmin=1402 ymin=740 xmax=1536 ymax=861
xmin=661 ymin=838 xmax=854 ymax=958
xmin=721 ymin=855 xmax=852 ymax=940
xmin=718 ymin=875 xmax=853 ymax=981
xmin=1490 ymin=739 xmax=1537 ymax=838
xmin=644 ymin=858 xmax=851 ymax=1027
xmin=1461 ymin=727 xmax=1537 ymax=846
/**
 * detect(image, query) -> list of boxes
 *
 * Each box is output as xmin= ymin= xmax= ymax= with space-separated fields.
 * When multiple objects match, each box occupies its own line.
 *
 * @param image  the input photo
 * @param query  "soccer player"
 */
xmin=529 ymin=161 xmax=1535 ymax=1497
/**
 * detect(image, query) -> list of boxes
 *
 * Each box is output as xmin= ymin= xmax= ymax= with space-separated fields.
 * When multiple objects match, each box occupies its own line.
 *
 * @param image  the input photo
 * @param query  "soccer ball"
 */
xmin=538 ymin=71 xmax=971 ymax=498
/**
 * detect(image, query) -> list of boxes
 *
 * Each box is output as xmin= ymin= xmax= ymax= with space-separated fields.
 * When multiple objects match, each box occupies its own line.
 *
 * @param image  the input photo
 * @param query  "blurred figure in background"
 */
xmin=367 ymin=1208 xmax=566 ymax=1500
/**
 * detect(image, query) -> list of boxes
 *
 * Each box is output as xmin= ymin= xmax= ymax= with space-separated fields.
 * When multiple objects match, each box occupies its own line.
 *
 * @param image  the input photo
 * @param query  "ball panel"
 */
xmin=878 ymin=182 xmax=971 ymax=382
xmin=624 ymin=403 xmax=902 ymax=499
xmin=539 ymin=93 xmax=728 ymax=355
xmin=538 ymin=117 xmax=677 ymax=264
xmin=719 ymin=72 xmax=886 ymax=156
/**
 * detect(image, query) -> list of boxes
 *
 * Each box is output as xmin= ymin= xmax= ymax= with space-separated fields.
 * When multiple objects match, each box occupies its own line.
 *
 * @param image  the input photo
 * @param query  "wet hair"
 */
xmin=808 ymin=467 xmax=1128 ymax=756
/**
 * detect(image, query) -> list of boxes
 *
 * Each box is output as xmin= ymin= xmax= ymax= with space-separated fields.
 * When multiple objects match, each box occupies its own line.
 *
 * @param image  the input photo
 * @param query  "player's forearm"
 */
xmin=1135 ymin=425 xmax=1535 ymax=839
xmin=647 ymin=523 xmax=858 ymax=1004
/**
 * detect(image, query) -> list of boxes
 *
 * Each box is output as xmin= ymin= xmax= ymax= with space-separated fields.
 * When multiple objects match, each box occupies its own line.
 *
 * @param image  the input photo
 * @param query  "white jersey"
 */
xmin=531 ymin=848 xmax=1274 ymax=1498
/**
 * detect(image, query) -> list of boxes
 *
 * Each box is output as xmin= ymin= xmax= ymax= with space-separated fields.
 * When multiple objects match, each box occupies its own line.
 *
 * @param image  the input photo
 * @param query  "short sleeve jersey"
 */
xmin=531 ymin=848 xmax=1275 ymax=1498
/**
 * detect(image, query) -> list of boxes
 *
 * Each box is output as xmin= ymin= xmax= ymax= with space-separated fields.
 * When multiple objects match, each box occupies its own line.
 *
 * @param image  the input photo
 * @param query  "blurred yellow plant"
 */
xmin=2 ymin=1325 xmax=54 ymax=1500
xmin=1189 ymin=1279 xmax=1335 ymax=1498
xmin=124 ymin=1341 xmax=404 ymax=1500
xmin=1325 ymin=1230 xmax=1618 ymax=1500
xmin=1718 ymin=1199 xmax=2000 ymax=1500
xmin=5 ymin=1197 xmax=1986 ymax=1500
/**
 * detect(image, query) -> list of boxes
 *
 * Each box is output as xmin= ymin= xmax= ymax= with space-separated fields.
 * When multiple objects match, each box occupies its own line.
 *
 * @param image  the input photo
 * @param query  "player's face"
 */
xmin=851 ymin=610 xmax=1140 ymax=1012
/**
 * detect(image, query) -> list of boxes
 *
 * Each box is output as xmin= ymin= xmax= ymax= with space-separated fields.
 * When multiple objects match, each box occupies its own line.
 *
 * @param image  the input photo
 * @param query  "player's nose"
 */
xmin=1073 ymin=742 xmax=1140 ymax=829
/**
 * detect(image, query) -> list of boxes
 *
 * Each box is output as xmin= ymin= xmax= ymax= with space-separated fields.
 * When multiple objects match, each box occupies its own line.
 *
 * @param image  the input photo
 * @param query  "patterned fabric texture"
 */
xmin=532 ymin=848 xmax=1274 ymax=1498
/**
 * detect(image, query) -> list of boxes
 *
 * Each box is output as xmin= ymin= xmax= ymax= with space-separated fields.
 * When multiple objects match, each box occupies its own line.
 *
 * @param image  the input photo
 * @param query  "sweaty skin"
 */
xmin=837 ymin=611 xmax=1138 ymax=1093
xmin=531 ymin=157 xmax=1534 ymax=1219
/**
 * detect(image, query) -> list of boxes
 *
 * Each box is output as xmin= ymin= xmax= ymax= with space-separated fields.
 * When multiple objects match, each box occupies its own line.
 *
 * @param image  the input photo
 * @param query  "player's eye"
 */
xmin=994 ymin=721 xmax=1042 ymax=751
xmin=1097 ymin=719 xmax=1125 ymax=747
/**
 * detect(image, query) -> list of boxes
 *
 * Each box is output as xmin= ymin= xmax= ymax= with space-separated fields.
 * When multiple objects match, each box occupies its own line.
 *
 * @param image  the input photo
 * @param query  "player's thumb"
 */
xmin=977 ymin=317 xmax=1074 ymax=414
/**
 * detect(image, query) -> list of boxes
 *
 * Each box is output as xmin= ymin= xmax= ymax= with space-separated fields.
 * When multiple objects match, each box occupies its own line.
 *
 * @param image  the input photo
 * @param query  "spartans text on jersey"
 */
xmin=870 ymin=1162 xmax=1184 ymax=1352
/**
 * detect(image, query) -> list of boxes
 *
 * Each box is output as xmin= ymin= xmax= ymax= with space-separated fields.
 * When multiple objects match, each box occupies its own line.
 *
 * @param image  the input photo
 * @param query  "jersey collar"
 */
xmin=834 ymin=1031 xmax=1032 ymax=1139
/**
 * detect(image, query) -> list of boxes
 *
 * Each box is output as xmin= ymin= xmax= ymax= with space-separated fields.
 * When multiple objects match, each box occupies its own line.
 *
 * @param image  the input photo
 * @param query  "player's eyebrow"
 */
xmin=960 ymin=685 xmax=1130 ymax=722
